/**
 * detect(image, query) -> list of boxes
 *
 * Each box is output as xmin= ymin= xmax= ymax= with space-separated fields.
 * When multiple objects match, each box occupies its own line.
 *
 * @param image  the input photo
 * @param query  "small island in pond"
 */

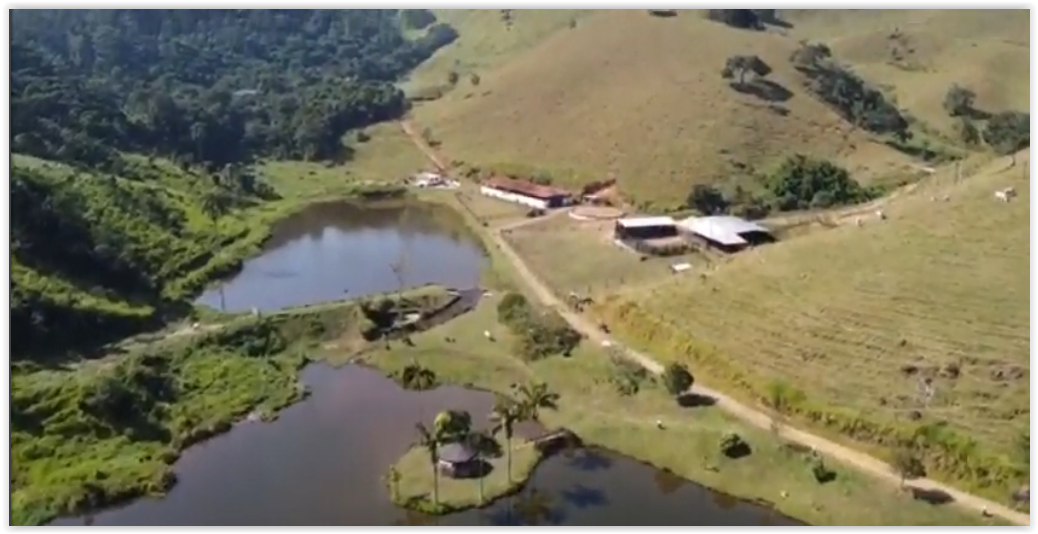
xmin=386 ymin=384 xmax=567 ymax=515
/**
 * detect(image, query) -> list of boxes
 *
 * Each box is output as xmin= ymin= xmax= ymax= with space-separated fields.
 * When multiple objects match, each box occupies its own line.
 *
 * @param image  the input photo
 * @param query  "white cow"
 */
xmin=875 ymin=209 xmax=887 ymax=221
xmin=995 ymin=190 xmax=1011 ymax=203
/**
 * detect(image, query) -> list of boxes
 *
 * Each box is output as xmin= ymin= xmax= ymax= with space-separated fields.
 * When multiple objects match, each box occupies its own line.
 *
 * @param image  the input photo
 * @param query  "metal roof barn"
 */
xmin=616 ymin=216 xmax=677 ymax=229
xmin=680 ymin=216 xmax=771 ymax=246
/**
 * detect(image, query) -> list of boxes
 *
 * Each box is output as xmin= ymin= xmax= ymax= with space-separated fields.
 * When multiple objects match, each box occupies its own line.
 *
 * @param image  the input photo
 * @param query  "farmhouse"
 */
xmin=680 ymin=215 xmax=775 ymax=253
xmin=480 ymin=176 xmax=574 ymax=209
xmin=613 ymin=216 xmax=678 ymax=241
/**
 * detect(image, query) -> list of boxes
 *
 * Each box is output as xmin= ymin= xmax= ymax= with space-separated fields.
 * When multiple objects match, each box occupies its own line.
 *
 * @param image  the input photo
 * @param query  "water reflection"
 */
xmin=486 ymin=488 xmax=566 ymax=526
xmin=53 ymin=365 xmax=803 ymax=526
xmin=565 ymin=447 xmax=614 ymax=472
xmin=560 ymin=484 xmax=609 ymax=510
xmin=197 ymin=201 xmax=485 ymax=312
xmin=653 ymin=468 xmax=688 ymax=496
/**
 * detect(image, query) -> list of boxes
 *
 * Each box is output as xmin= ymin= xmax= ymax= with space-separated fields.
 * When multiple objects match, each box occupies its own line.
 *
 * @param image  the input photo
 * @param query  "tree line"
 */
xmin=10 ymin=10 xmax=459 ymax=170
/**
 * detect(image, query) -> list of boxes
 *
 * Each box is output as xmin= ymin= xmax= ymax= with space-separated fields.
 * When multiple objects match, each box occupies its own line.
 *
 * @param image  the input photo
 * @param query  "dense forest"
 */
xmin=10 ymin=10 xmax=458 ymax=168
xmin=10 ymin=10 xmax=458 ymax=359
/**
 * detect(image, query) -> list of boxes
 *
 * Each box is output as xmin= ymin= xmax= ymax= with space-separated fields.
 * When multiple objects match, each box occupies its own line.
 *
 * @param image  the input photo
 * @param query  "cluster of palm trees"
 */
xmin=410 ymin=382 xmax=560 ymax=509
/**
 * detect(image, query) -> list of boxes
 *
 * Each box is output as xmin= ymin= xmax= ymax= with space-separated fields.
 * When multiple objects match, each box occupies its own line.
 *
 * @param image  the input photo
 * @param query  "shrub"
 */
xmin=810 ymin=457 xmax=837 ymax=484
xmin=761 ymin=155 xmax=878 ymax=212
xmin=706 ymin=9 xmax=762 ymax=30
xmin=719 ymin=432 xmax=750 ymax=458
xmin=983 ymin=111 xmax=1029 ymax=155
xmin=942 ymin=84 xmax=976 ymax=117
xmin=515 ymin=311 xmax=581 ymax=361
xmin=686 ymin=184 xmax=730 ymax=215
xmin=497 ymin=292 xmax=532 ymax=327
xmin=662 ymin=362 xmax=694 ymax=396
xmin=609 ymin=355 xmax=653 ymax=396
xmin=498 ymin=292 xmax=581 ymax=361
xmin=892 ymin=447 xmax=926 ymax=487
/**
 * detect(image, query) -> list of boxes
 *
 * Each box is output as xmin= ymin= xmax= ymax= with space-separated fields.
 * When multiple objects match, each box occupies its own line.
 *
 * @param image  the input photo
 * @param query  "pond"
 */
xmin=196 ymin=201 xmax=486 ymax=312
xmin=53 ymin=365 xmax=801 ymax=526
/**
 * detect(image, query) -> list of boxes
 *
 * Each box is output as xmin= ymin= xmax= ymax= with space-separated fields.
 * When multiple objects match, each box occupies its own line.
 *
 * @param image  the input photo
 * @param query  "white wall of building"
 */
xmin=480 ymin=186 xmax=551 ymax=210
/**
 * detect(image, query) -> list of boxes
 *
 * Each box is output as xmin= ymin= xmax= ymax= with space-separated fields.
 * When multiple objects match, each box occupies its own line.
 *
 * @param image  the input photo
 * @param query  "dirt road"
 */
xmin=491 ymin=217 xmax=1028 ymax=525
xmin=396 ymin=120 xmax=1028 ymax=525
xmin=400 ymin=119 xmax=450 ymax=173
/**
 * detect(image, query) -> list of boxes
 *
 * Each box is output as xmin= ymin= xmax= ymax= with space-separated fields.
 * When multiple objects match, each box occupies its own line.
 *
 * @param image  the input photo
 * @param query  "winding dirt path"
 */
xmin=400 ymin=119 xmax=1030 ymax=525
xmin=401 ymin=119 xmax=449 ymax=172
xmin=492 ymin=218 xmax=1028 ymax=525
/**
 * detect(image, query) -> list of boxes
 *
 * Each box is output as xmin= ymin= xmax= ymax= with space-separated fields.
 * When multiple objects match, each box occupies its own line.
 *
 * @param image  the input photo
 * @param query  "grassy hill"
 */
xmin=595 ymin=150 xmax=1030 ymax=500
xmin=404 ymin=10 xmax=1027 ymax=209
xmin=786 ymin=10 xmax=1030 ymax=135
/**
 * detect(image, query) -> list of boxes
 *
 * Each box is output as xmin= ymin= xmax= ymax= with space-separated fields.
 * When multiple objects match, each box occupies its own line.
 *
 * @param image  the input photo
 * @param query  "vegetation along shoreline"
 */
xmin=11 ymin=8 xmax=1027 ymax=527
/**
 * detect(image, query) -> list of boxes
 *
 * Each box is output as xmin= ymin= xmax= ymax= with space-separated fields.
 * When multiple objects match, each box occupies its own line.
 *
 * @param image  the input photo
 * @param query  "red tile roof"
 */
xmin=482 ymin=176 xmax=572 ymax=200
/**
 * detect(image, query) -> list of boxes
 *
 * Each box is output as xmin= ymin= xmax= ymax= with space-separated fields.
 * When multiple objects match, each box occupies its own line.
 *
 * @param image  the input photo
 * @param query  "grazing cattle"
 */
xmin=875 ymin=210 xmax=887 ymax=220
xmin=995 ymin=190 xmax=1010 ymax=202
xmin=483 ymin=330 xmax=495 ymax=342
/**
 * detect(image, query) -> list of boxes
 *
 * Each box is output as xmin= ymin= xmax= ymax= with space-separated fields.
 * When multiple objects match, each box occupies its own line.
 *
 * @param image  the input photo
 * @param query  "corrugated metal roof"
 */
xmin=617 ymin=216 xmax=677 ymax=229
xmin=680 ymin=216 xmax=771 ymax=246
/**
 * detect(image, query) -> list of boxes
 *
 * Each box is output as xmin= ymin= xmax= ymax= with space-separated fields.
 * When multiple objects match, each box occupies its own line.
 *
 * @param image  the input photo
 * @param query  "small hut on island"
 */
xmin=438 ymin=442 xmax=480 ymax=478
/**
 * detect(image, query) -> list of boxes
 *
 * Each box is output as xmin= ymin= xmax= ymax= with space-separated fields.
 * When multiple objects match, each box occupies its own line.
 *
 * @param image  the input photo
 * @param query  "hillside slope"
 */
xmin=597 ymin=150 xmax=1030 ymax=497
xmin=786 ymin=9 xmax=1030 ymax=133
xmin=9 ymin=156 xmax=265 ymax=359
xmin=412 ymin=10 xmax=918 ymax=208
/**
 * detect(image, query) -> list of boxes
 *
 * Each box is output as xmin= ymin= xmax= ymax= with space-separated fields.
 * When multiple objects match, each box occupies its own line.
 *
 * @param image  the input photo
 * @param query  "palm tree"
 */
xmin=489 ymin=398 xmax=523 ymax=484
xmin=414 ymin=422 xmax=442 ymax=507
xmin=467 ymin=429 xmax=497 ymax=505
xmin=514 ymin=382 xmax=560 ymax=422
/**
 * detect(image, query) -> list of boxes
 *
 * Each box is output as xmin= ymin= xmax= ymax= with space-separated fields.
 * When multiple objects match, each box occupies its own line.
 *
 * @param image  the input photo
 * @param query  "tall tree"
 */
xmin=489 ymin=398 xmax=523 ymax=484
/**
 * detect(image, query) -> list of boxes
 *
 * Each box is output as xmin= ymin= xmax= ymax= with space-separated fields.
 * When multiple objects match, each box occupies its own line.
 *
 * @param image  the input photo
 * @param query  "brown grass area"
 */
xmin=402 ymin=10 xmax=1028 ymax=209
xmin=594 ymin=151 xmax=1030 ymax=498
xmin=410 ymin=10 xmax=921 ymax=209
xmin=786 ymin=9 xmax=1030 ymax=136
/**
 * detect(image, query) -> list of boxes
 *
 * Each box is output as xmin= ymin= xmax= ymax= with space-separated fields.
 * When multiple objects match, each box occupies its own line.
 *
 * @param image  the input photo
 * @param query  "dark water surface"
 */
xmin=196 ymin=201 xmax=485 ymax=312
xmin=55 ymin=365 xmax=800 ymax=526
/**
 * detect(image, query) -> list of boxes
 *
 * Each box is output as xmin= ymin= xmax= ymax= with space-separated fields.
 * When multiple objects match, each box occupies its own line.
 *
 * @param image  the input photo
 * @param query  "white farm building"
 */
xmin=680 ymin=215 xmax=776 ymax=253
xmin=479 ymin=176 xmax=575 ymax=210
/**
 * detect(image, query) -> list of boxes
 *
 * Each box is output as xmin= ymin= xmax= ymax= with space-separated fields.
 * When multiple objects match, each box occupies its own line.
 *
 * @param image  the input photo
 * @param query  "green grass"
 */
xmin=357 ymin=293 xmax=1006 ymax=526
xmin=389 ymin=435 xmax=542 ymax=515
xmin=10 ymin=286 xmax=454 ymax=526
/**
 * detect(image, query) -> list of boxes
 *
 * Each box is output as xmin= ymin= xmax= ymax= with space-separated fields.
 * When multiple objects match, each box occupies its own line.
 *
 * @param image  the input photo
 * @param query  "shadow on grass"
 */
xmin=729 ymin=80 xmax=794 ymax=103
xmin=910 ymin=487 xmax=955 ymax=506
xmin=677 ymin=393 xmax=717 ymax=408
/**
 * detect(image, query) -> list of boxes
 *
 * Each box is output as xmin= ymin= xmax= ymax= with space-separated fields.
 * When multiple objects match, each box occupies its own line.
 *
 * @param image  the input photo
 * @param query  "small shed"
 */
xmin=680 ymin=215 xmax=775 ymax=253
xmin=438 ymin=442 xmax=480 ymax=478
xmin=613 ymin=216 xmax=678 ymax=241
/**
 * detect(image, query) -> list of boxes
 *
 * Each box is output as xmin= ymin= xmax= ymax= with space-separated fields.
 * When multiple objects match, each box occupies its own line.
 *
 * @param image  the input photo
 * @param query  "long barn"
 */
xmin=479 ymin=176 xmax=574 ymax=210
